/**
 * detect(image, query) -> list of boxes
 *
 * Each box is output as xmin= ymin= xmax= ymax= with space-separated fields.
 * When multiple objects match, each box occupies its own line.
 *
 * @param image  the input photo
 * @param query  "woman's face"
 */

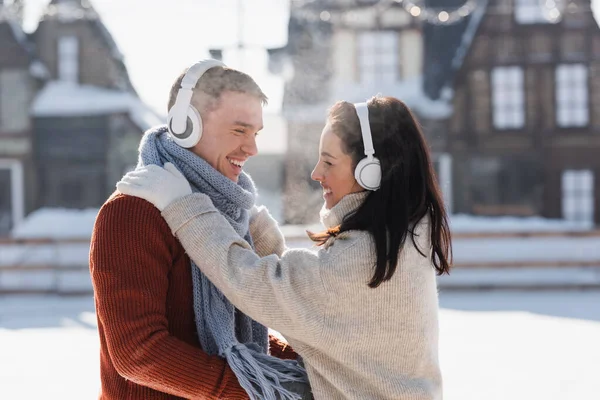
xmin=311 ymin=123 xmax=364 ymax=209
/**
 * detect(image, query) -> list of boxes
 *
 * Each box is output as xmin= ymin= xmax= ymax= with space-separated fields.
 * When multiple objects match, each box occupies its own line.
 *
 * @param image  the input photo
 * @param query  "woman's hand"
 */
xmin=116 ymin=163 xmax=192 ymax=211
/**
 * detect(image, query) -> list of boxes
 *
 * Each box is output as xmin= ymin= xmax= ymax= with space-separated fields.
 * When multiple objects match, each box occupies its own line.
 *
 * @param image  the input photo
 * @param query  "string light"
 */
xmin=398 ymin=0 xmax=479 ymax=25
xmin=292 ymin=0 xmax=480 ymax=26
xmin=0 ymin=1 xmax=98 ymax=23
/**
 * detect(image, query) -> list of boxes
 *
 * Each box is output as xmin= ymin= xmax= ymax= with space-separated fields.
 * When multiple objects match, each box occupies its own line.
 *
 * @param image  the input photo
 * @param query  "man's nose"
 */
xmin=242 ymin=135 xmax=258 ymax=157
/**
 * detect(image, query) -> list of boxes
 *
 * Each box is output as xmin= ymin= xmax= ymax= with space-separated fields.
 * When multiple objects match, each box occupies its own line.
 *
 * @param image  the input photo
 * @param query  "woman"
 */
xmin=118 ymin=96 xmax=452 ymax=399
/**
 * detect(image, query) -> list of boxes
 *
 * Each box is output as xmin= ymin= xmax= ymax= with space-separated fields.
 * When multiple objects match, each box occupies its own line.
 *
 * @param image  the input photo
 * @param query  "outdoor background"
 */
xmin=1 ymin=0 xmax=599 ymax=399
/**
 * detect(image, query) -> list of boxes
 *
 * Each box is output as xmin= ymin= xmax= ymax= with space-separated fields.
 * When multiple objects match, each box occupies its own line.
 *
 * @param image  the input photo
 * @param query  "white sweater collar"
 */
xmin=319 ymin=191 xmax=369 ymax=229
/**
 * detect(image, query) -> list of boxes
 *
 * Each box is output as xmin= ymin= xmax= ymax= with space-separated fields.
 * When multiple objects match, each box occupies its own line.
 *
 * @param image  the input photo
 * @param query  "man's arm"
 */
xmin=90 ymin=195 xmax=248 ymax=399
xmin=269 ymin=334 xmax=298 ymax=360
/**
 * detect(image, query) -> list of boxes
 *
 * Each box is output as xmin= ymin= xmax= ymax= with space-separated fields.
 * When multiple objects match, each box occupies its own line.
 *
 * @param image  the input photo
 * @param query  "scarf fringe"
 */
xmin=225 ymin=344 xmax=309 ymax=400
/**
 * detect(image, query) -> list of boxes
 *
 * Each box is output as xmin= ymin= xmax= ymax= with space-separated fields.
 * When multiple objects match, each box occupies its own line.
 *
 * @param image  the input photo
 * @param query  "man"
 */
xmin=89 ymin=63 xmax=304 ymax=399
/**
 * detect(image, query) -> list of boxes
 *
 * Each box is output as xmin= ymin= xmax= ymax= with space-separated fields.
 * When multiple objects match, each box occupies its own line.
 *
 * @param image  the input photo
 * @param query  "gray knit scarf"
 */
xmin=137 ymin=126 xmax=308 ymax=400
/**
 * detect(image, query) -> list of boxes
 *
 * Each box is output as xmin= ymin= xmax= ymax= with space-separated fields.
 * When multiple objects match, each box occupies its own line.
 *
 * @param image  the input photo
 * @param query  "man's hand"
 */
xmin=116 ymin=163 xmax=192 ymax=211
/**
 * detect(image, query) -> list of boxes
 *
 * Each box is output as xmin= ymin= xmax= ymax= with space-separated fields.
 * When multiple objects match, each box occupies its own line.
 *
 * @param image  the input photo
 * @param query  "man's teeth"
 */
xmin=324 ymin=188 xmax=332 ymax=194
xmin=228 ymin=158 xmax=245 ymax=167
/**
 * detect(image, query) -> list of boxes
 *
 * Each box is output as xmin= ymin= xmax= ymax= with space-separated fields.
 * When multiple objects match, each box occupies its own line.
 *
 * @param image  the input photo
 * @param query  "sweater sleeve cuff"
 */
xmin=161 ymin=193 xmax=215 ymax=235
xmin=250 ymin=207 xmax=286 ymax=256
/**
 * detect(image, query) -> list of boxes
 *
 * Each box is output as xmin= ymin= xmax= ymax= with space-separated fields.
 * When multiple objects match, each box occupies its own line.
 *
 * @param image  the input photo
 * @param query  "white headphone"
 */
xmin=167 ymin=59 xmax=226 ymax=148
xmin=353 ymin=102 xmax=381 ymax=191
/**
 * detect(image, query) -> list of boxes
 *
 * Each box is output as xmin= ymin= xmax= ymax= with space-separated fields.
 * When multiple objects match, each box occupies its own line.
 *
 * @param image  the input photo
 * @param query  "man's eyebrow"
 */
xmin=321 ymin=151 xmax=337 ymax=159
xmin=233 ymin=121 xmax=263 ymax=131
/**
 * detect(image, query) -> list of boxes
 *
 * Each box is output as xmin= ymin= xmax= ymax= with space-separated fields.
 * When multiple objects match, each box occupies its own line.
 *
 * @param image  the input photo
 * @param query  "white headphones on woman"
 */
xmin=167 ymin=59 xmax=226 ymax=148
xmin=353 ymin=102 xmax=381 ymax=191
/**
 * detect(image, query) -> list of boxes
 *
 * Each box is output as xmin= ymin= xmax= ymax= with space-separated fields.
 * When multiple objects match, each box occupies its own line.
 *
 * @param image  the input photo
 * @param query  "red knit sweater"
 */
xmin=90 ymin=193 xmax=296 ymax=399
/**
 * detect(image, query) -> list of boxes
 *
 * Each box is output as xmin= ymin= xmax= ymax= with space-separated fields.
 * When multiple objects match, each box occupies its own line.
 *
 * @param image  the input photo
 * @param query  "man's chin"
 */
xmin=227 ymin=173 xmax=240 ymax=183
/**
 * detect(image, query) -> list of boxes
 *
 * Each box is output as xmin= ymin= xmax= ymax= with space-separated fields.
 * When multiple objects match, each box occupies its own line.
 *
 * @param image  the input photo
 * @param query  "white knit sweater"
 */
xmin=162 ymin=191 xmax=443 ymax=400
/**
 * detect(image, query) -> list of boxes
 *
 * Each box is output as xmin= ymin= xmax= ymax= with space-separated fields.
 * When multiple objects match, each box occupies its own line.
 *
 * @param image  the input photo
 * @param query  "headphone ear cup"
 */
xmin=355 ymin=156 xmax=381 ymax=191
xmin=167 ymin=105 xmax=203 ymax=148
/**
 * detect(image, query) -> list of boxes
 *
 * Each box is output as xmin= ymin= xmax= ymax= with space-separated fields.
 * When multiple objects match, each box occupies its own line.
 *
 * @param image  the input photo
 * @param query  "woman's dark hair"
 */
xmin=309 ymin=96 xmax=452 ymax=288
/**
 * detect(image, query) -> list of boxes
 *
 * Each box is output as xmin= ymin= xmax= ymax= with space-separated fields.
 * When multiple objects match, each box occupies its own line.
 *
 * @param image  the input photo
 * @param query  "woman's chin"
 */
xmin=324 ymin=195 xmax=338 ymax=210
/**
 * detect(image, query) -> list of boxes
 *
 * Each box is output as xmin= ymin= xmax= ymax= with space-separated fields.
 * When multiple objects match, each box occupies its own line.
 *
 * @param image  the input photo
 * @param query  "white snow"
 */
xmin=13 ymin=208 xmax=594 ymax=241
xmin=4 ymin=207 xmax=600 ymax=293
xmin=31 ymin=81 xmax=162 ymax=131
xmin=0 ymin=290 xmax=598 ymax=399
xmin=449 ymin=213 xmax=593 ymax=232
xmin=11 ymin=208 xmax=98 ymax=240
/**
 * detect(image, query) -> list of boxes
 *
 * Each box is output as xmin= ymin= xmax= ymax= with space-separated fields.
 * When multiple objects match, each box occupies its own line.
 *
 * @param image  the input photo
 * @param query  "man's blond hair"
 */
xmin=167 ymin=66 xmax=268 ymax=115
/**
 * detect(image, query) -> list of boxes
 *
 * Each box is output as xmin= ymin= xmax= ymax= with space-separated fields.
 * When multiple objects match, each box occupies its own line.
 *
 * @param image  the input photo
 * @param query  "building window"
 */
xmin=491 ymin=66 xmax=525 ymax=129
xmin=358 ymin=31 xmax=398 ymax=84
xmin=556 ymin=64 xmax=588 ymax=127
xmin=562 ymin=170 xmax=594 ymax=225
xmin=58 ymin=36 xmax=79 ymax=83
xmin=469 ymin=155 xmax=542 ymax=216
xmin=515 ymin=0 xmax=561 ymax=24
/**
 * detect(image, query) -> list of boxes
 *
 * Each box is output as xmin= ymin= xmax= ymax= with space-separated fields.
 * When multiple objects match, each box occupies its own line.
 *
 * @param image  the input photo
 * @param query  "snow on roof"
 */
xmin=31 ymin=81 xmax=162 ymax=131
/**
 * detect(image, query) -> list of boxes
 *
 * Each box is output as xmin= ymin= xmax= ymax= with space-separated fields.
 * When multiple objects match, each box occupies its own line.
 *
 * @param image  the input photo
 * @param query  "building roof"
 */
xmin=423 ymin=0 xmax=489 ymax=100
xmin=0 ymin=4 xmax=51 ymax=79
xmin=31 ymin=81 xmax=162 ymax=131
xmin=42 ymin=0 xmax=137 ymax=94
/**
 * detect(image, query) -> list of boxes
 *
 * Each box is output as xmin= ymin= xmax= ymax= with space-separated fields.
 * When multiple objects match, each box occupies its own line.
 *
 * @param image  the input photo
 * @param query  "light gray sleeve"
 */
xmin=162 ymin=193 xmax=326 ymax=341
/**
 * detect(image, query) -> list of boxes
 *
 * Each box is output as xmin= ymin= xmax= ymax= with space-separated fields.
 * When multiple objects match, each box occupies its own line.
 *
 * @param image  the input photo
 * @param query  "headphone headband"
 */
xmin=179 ymin=59 xmax=226 ymax=90
xmin=354 ymin=102 xmax=375 ymax=157
xmin=170 ymin=59 xmax=226 ymax=135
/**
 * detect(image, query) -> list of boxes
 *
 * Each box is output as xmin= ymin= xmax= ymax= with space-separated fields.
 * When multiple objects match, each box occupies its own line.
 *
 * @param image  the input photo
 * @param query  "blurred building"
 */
xmin=274 ymin=0 xmax=600 ymax=226
xmin=272 ymin=0 xmax=441 ymax=223
xmin=428 ymin=0 xmax=600 ymax=225
xmin=0 ymin=0 xmax=159 ymax=235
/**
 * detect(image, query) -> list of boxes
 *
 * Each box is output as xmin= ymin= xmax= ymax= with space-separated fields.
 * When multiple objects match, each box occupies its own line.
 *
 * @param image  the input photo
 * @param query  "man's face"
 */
xmin=191 ymin=91 xmax=263 ymax=182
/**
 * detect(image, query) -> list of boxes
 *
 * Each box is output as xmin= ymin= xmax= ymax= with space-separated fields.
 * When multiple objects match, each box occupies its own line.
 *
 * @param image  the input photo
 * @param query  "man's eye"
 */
xmin=324 ymin=161 xmax=332 ymax=166
xmin=234 ymin=129 xmax=245 ymax=134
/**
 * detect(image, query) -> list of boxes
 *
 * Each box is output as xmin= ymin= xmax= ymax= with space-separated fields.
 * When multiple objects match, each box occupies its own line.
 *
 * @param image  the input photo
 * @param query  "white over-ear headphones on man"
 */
xmin=167 ymin=59 xmax=226 ymax=148
xmin=353 ymin=102 xmax=381 ymax=191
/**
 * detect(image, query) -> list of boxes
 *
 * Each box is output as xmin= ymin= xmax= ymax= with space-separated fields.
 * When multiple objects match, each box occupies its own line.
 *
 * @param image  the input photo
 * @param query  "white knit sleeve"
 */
xmin=162 ymin=193 xmax=326 ymax=342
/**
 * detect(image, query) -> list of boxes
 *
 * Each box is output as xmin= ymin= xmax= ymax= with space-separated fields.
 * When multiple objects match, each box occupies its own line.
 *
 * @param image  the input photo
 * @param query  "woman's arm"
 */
xmin=163 ymin=193 xmax=326 ymax=342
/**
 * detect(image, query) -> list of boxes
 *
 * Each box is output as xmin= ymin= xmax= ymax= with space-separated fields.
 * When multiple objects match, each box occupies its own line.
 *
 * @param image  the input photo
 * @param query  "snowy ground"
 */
xmin=1 ymin=290 xmax=599 ymax=400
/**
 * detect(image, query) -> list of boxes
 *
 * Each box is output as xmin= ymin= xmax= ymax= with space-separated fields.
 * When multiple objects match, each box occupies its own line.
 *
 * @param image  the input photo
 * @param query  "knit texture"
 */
xmin=89 ymin=193 xmax=297 ymax=399
xmin=136 ymin=126 xmax=308 ymax=400
xmin=162 ymin=191 xmax=443 ymax=399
